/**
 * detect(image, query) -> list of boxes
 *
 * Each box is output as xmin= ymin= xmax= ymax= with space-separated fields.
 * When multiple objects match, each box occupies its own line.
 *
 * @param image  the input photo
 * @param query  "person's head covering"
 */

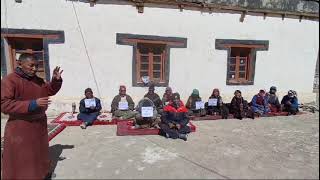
xmin=292 ymin=90 xmax=297 ymax=97
xmin=165 ymin=87 xmax=172 ymax=92
xmin=149 ymin=84 xmax=155 ymax=91
xmin=212 ymin=88 xmax=220 ymax=96
xmin=18 ymin=53 xmax=36 ymax=61
xmin=191 ymin=89 xmax=199 ymax=96
xmin=85 ymin=88 xmax=93 ymax=94
xmin=119 ymin=85 xmax=126 ymax=91
xmin=288 ymin=90 xmax=294 ymax=97
xmin=259 ymin=89 xmax=266 ymax=93
xmin=172 ymin=92 xmax=180 ymax=101
xmin=234 ymin=90 xmax=242 ymax=95
xmin=270 ymin=86 xmax=277 ymax=91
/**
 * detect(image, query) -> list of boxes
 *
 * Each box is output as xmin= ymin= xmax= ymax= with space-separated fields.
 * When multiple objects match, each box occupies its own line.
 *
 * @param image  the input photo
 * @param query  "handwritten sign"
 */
xmin=208 ymin=98 xmax=218 ymax=106
xmin=84 ymin=98 xmax=96 ymax=108
xmin=118 ymin=101 xmax=129 ymax=110
xmin=141 ymin=106 xmax=154 ymax=117
xmin=195 ymin=101 xmax=205 ymax=110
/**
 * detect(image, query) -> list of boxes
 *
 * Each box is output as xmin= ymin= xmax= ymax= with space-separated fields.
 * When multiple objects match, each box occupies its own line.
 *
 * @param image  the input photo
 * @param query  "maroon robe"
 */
xmin=1 ymin=69 xmax=62 ymax=179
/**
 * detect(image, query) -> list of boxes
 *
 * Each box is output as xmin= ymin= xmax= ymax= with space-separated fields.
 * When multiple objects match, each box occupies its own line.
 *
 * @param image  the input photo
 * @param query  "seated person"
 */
xmin=134 ymin=97 xmax=160 ymax=129
xmin=144 ymin=84 xmax=163 ymax=114
xmin=186 ymin=89 xmax=206 ymax=116
xmin=78 ymin=88 xmax=102 ymax=129
xmin=251 ymin=89 xmax=270 ymax=116
xmin=265 ymin=86 xmax=281 ymax=112
xmin=111 ymin=85 xmax=136 ymax=119
xmin=205 ymin=88 xmax=229 ymax=119
xmin=230 ymin=90 xmax=254 ymax=120
xmin=162 ymin=87 xmax=173 ymax=106
xmin=159 ymin=93 xmax=191 ymax=141
xmin=281 ymin=90 xmax=299 ymax=115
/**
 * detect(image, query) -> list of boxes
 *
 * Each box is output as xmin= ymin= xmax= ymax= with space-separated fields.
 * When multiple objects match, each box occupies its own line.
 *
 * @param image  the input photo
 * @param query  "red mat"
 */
xmin=48 ymin=123 xmax=67 ymax=141
xmin=190 ymin=114 xmax=234 ymax=121
xmin=117 ymin=120 xmax=196 ymax=136
xmin=51 ymin=112 xmax=117 ymax=126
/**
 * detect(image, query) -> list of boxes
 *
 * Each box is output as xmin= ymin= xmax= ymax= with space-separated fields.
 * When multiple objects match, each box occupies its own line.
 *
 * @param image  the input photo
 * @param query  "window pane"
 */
xmin=140 ymin=64 xmax=148 ymax=70
xmin=229 ymin=65 xmax=236 ymax=71
xmin=140 ymin=71 xmax=149 ymax=77
xmin=141 ymin=55 xmax=149 ymax=63
xmin=153 ymin=72 xmax=161 ymax=78
xmin=239 ymin=57 xmax=247 ymax=64
xmin=228 ymin=73 xmax=235 ymax=79
xmin=153 ymin=64 xmax=161 ymax=71
xmin=239 ymin=65 xmax=246 ymax=71
xmin=239 ymin=72 xmax=246 ymax=78
xmin=154 ymin=55 xmax=161 ymax=63
xmin=229 ymin=57 xmax=236 ymax=64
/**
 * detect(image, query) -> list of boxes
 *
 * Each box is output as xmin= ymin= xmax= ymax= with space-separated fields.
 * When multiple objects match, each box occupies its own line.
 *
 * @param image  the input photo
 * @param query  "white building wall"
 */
xmin=1 ymin=0 xmax=319 ymax=115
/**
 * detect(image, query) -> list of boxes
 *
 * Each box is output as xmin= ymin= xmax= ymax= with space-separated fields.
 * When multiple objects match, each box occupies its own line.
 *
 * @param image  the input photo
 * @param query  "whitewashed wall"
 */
xmin=1 ymin=0 xmax=319 ymax=116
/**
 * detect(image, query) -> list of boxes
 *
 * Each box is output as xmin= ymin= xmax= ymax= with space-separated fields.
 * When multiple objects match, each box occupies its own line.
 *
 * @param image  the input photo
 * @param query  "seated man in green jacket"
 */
xmin=111 ymin=85 xmax=136 ymax=119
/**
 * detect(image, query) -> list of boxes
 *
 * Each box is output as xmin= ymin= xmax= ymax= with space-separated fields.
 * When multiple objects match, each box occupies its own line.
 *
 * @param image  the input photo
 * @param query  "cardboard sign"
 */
xmin=208 ymin=98 xmax=218 ymax=106
xmin=118 ymin=101 xmax=129 ymax=110
xmin=195 ymin=101 xmax=205 ymax=110
xmin=141 ymin=106 xmax=154 ymax=117
xmin=84 ymin=98 xmax=96 ymax=108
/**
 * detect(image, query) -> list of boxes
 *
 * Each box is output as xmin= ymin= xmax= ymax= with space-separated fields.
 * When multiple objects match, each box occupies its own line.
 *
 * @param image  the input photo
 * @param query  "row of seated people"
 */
xmin=77 ymin=86 xmax=190 ymax=141
xmin=76 ymin=85 xmax=299 ymax=129
xmin=186 ymin=87 xmax=299 ymax=120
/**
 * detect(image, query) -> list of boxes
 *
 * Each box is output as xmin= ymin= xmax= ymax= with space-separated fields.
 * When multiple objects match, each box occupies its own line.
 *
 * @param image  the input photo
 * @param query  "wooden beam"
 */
xmin=1 ymin=33 xmax=60 ymax=39
xmin=136 ymin=3 xmax=144 ymax=13
xmin=282 ymin=14 xmax=286 ymax=20
xmin=223 ymin=44 xmax=266 ymax=49
xmin=263 ymin=13 xmax=267 ymax=20
xmin=123 ymin=38 xmax=185 ymax=46
xmin=15 ymin=0 xmax=22 ymax=3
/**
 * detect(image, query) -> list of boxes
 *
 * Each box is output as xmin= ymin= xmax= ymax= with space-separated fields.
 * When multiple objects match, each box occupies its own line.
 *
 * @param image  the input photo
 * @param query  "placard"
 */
xmin=195 ymin=101 xmax=205 ymax=110
xmin=84 ymin=98 xmax=96 ymax=108
xmin=118 ymin=101 xmax=129 ymax=110
xmin=141 ymin=106 xmax=154 ymax=117
xmin=208 ymin=98 xmax=218 ymax=106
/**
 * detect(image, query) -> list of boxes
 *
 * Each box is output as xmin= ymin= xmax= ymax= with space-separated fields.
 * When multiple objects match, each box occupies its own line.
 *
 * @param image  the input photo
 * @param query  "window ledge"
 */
xmin=134 ymin=82 xmax=168 ymax=87
xmin=227 ymin=80 xmax=254 ymax=86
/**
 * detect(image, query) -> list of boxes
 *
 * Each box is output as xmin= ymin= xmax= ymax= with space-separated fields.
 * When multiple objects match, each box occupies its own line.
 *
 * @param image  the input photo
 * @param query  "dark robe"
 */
xmin=230 ymin=96 xmax=254 ymax=120
xmin=205 ymin=95 xmax=229 ymax=118
xmin=144 ymin=92 xmax=163 ymax=112
xmin=1 ymin=68 xmax=62 ymax=179
xmin=159 ymin=101 xmax=191 ymax=139
xmin=77 ymin=97 xmax=102 ymax=125
xmin=281 ymin=95 xmax=299 ymax=114
xmin=110 ymin=94 xmax=135 ymax=113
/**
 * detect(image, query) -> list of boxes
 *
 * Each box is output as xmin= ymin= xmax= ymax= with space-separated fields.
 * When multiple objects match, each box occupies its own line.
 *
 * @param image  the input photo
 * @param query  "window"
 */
xmin=228 ymin=47 xmax=252 ymax=83
xmin=7 ymin=37 xmax=47 ymax=80
xmin=1 ymin=28 xmax=65 ymax=80
xmin=215 ymin=39 xmax=269 ymax=85
xmin=116 ymin=33 xmax=187 ymax=87
xmin=136 ymin=43 xmax=166 ymax=83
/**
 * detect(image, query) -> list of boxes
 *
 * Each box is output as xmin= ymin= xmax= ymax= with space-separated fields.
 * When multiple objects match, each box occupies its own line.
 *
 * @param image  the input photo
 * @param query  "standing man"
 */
xmin=1 ymin=53 xmax=63 ymax=179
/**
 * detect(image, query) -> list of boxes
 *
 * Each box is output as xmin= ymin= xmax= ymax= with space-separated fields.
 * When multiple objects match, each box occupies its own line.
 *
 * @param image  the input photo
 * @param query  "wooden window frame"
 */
xmin=1 ymin=28 xmax=64 ymax=80
xmin=215 ymin=39 xmax=269 ymax=86
xmin=116 ymin=33 xmax=187 ymax=87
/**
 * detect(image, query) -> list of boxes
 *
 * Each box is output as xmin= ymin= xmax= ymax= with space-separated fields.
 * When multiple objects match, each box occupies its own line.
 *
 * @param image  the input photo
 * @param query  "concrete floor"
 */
xmin=44 ymin=113 xmax=319 ymax=179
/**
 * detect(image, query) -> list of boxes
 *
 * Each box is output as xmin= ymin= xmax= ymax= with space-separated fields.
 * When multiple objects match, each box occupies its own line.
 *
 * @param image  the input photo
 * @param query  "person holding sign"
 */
xmin=144 ymin=84 xmax=163 ymax=114
xmin=1 ymin=53 xmax=63 ymax=179
xmin=186 ymin=89 xmax=206 ymax=116
xmin=230 ymin=90 xmax=255 ymax=120
xmin=134 ymin=97 xmax=160 ymax=129
xmin=77 ymin=88 xmax=102 ymax=129
xmin=205 ymin=88 xmax=229 ymax=119
xmin=159 ymin=93 xmax=191 ymax=141
xmin=111 ymin=85 xmax=136 ymax=119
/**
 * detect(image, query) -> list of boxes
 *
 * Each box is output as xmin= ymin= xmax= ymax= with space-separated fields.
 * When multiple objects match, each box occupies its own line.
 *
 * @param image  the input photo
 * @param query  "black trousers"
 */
xmin=159 ymin=123 xmax=191 ymax=139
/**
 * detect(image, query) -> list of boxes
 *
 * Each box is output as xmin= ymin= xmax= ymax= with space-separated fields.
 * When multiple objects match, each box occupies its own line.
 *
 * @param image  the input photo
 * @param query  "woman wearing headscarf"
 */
xmin=186 ymin=89 xmax=206 ymax=116
xmin=205 ymin=88 xmax=229 ymax=119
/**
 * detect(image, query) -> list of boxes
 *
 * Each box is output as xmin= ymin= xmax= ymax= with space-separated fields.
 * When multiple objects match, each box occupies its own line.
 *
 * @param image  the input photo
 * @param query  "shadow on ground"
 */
xmin=49 ymin=144 xmax=74 ymax=173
